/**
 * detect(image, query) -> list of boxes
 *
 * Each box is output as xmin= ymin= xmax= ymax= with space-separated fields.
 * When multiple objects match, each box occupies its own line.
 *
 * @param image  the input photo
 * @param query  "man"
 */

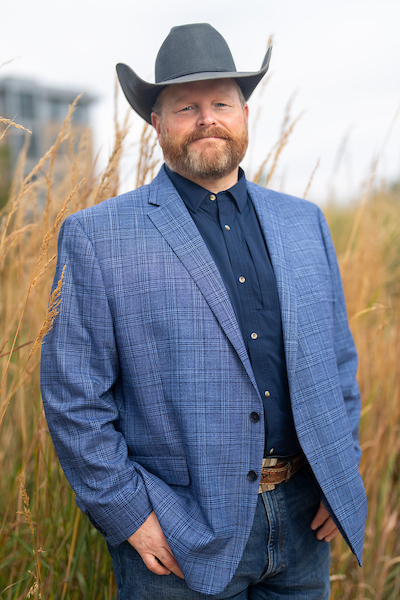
xmin=41 ymin=23 xmax=367 ymax=599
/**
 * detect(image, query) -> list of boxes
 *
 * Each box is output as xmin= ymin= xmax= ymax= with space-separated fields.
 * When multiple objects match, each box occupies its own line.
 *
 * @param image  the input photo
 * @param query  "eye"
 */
xmin=179 ymin=105 xmax=193 ymax=112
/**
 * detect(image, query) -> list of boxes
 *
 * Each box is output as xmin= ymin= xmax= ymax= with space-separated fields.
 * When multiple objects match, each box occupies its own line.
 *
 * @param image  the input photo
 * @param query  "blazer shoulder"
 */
xmin=70 ymin=184 xmax=153 ymax=225
xmin=67 ymin=165 xmax=176 ymax=228
xmin=246 ymin=181 xmax=323 ymax=218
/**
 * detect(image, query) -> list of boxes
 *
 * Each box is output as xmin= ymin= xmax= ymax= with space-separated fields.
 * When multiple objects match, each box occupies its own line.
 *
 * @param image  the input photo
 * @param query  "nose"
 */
xmin=196 ymin=105 xmax=216 ymax=128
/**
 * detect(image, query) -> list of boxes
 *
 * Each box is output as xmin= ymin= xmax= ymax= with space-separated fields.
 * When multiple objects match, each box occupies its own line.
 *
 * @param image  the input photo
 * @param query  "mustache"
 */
xmin=184 ymin=127 xmax=231 ymax=145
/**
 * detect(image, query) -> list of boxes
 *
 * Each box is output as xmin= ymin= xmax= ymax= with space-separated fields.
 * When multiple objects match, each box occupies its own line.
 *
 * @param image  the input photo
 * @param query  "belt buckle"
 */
xmin=259 ymin=482 xmax=276 ymax=493
xmin=259 ymin=457 xmax=279 ymax=493
xmin=263 ymin=457 xmax=279 ymax=468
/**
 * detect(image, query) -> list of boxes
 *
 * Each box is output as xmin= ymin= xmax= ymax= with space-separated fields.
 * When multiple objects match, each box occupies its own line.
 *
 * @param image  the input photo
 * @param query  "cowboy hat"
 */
xmin=116 ymin=23 xmax=272 ymax=124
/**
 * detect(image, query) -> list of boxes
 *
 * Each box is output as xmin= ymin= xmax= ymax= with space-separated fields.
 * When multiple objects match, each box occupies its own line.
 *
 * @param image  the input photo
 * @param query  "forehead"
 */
xmin=160 ymin=78 xmax=241 ymax=105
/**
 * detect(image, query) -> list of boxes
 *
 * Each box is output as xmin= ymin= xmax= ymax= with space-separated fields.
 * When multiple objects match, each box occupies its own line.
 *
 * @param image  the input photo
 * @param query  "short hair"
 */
xmin=236 ymin=83 xmax=246 ymax=107
xmin=151 ymin=90 xmax=164 ymax=118
xmin=151 ymin=80 xmax=246 ymax=119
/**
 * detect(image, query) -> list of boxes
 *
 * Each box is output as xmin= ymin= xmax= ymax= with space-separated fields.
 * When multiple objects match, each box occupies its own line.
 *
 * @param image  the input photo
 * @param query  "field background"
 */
xmin=0 ymin=100 xmax=399 ymax=599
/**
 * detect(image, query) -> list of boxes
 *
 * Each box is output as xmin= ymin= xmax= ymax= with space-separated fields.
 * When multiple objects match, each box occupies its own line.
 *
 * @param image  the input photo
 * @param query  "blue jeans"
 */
xmin=108 ymin=465 xmax=331 ymax=599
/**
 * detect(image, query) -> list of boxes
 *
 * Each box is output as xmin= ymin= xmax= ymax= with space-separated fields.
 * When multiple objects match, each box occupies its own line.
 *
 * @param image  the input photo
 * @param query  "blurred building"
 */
xmin=0 ymin=77 xmax=96 ymax=204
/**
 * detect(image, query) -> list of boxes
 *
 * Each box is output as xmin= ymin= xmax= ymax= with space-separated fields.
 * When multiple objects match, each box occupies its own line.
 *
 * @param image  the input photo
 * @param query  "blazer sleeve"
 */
xmin=40 ymin=215 xmax=153 ymax=546
xmin=318 ymin=209 xmax=362 ymax=465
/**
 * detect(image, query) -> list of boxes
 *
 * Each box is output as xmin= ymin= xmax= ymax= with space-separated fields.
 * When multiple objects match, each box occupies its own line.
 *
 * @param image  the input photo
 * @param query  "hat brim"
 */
xmin=116 ymin=46 xmax=272 ymax=124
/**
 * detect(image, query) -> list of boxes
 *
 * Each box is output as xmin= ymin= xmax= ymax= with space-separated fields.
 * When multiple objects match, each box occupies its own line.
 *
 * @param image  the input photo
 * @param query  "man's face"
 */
xmin=151 ymin=79 xmax=249 ymax=183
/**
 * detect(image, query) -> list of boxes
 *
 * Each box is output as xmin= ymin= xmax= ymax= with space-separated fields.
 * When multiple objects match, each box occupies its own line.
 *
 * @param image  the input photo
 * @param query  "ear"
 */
xmin=151 ymin=112 xmax=162 ymax=142
xmin=243 ymin=103 xmax=249 ymax=124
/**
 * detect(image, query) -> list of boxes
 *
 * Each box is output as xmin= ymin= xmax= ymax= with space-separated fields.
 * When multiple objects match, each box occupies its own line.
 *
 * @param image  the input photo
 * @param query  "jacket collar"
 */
xmin=164 ymin=165 xmax=248 ymax=213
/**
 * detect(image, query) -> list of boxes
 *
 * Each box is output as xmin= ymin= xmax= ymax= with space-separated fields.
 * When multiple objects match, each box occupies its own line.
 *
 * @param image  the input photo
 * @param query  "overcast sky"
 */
xmin=2 ymin=0 xmax=399 ymax=203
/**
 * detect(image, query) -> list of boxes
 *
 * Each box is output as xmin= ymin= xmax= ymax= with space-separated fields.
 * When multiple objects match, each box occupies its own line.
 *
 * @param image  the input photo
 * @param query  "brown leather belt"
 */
xmin=258 ymin=453 xmax=305 ymax=493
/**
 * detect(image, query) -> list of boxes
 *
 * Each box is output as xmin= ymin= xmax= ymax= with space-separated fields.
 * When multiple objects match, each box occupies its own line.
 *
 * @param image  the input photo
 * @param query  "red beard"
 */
xmin=160 ymin=124 xmax=248 ymax=181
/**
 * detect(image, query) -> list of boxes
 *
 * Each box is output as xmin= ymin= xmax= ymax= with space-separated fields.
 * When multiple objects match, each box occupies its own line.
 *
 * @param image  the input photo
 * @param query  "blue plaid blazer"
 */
xmin=41 ymin=166 xmax=367 ymax=595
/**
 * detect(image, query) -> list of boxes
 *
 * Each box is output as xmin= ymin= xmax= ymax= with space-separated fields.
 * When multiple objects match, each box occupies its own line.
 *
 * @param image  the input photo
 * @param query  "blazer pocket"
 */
xmin=129 ymin=455 xmax=191 ymax=487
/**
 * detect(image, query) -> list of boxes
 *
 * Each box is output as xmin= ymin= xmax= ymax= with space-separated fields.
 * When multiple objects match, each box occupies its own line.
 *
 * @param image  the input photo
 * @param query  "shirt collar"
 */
xmin=165 ymin=164 xmax=248 ymax=213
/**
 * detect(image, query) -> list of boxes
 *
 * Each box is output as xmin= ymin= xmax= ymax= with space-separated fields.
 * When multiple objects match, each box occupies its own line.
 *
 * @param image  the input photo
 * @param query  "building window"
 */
xmin=20 ymin=93 xmax=35 ymax=119
xmin=27 ymin=133 xmax=38 ymax=159
xmin=72 ymin=104 xmax=87 ymax=123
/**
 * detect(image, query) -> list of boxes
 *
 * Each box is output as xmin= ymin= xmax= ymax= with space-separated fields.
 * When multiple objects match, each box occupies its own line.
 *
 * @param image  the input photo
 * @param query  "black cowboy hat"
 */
xmin=116 ymin=23 xmax=272 ymax=124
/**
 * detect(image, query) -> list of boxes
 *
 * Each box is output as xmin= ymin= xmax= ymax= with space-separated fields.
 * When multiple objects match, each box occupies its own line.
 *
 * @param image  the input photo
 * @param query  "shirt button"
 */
xmin=238 ymin=276 xmax=245 ymax=283
xmin=224 ymin=225 xmax=231 ymax=231
xmin=209 ymin=194 xmax=216 ymax=201
xmin=250 ymin=412 xmax=260 ymax=423
xmin=264 ymin=390 xmax=270 ymax=398
xmin=247 ymin=470 xmax=258 ymax=482
xmin=251 ymin=332 xmax=258 ymax=340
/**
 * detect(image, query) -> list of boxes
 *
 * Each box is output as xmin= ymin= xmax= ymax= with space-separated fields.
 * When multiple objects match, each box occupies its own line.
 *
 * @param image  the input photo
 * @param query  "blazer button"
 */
xmin=250 ymin=412 xmax=260 ymax=423
xmin=247 ymin=470 xmax=258 ymax=482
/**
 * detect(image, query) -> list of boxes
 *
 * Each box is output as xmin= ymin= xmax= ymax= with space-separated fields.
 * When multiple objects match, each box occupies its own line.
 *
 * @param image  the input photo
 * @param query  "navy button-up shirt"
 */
xmin=166 ymin=165 xmax=301 ymax=457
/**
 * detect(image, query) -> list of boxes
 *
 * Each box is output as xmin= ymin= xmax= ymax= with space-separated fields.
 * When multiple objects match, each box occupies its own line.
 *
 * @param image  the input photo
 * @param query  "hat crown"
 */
xmin=155 ymin=23 xmax=237 ymax=83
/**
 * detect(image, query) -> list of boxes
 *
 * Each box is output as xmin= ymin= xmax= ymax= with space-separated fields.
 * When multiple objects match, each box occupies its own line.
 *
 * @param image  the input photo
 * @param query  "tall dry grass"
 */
xmin=0 ymin=93 xmax=399 ymax=599
xmin=327 ymin=183 xmax=400 ymax=599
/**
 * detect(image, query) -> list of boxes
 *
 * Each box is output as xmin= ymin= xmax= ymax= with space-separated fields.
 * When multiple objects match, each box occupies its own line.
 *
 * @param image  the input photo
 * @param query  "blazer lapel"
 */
xmin=247 ymin=184 xmax=298 ymax=385
xmin=147 ymin=169 xmax=259 ymax=392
